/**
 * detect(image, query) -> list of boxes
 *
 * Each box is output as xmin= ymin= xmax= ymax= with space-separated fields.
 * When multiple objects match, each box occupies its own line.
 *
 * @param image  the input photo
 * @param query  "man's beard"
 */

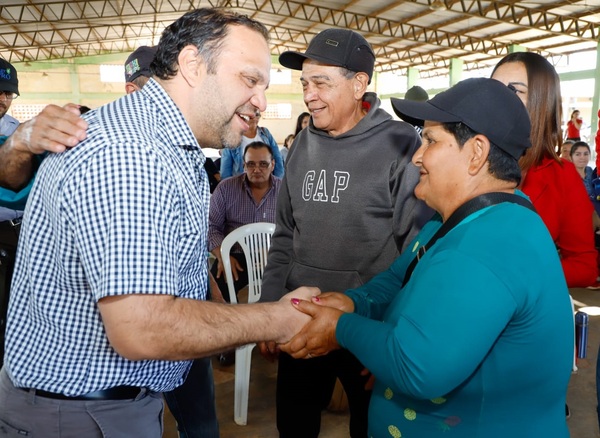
xmin=219 ymin=110 xmax=251 ymax=150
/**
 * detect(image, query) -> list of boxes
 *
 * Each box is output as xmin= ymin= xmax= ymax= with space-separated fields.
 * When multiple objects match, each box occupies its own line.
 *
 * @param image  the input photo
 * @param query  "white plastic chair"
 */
xmin=220 ymin=222 xmax=276 ymax=426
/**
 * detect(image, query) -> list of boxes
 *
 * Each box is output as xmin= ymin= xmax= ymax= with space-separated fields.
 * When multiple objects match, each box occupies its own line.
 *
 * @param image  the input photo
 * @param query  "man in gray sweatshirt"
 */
xmin=259 ymin=28 xmax=431 ymax=438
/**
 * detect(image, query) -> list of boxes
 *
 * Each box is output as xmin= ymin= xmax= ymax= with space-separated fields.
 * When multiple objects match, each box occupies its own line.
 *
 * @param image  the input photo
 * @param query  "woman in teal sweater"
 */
xmin=282 ymin=78 xmax=573 ymax=437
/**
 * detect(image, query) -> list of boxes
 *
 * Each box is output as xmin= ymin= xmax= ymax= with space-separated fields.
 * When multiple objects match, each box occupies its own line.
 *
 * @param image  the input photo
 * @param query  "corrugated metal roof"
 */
xmin=0 ymin=0 xmax=598 ymax=77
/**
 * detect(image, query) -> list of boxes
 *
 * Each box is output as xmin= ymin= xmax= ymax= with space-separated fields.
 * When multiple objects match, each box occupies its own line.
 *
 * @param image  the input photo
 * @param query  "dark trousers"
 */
xmin=276 ymin=350 xmax=371 ymax=438
xmin=210 ymin=252 xmax=248 ymax=303
xmin=0 ymin=221 xmax=19 ymax=365
xmin=163 ymin=358 xmax=219 ymax=438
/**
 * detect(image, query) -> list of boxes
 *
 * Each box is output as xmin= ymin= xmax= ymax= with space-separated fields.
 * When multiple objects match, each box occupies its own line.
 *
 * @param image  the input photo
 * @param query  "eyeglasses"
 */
xmin=244 ymin=160 xmax=272 ymax=169
xmin=0 ymin=91 xmax=17 ymax=100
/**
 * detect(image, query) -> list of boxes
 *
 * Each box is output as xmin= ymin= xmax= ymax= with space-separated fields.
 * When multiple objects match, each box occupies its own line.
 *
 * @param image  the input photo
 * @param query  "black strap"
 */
xmin=401 ymin=192 xmax=536 ymax=287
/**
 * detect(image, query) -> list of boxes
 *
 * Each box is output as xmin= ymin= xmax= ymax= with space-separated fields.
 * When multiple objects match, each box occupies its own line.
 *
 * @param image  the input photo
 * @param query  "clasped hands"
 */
xmin=264 ymin=288 xmax=355 ymax=360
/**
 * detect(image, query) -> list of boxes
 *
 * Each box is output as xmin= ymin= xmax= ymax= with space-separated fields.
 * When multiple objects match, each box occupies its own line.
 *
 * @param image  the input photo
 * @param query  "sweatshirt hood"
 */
xmin=307 ymin=92 xmax=392 ymax=140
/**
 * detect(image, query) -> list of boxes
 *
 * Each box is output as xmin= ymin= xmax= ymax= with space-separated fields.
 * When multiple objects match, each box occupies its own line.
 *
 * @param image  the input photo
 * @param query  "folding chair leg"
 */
xmin=234 ymin=343 xmax=256 ymax=425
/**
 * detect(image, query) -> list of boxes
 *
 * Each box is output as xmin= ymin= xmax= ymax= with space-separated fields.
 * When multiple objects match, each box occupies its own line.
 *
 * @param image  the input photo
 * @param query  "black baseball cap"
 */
xmin=0 ymin=59 xmax=19 ymax=96
xmin=391 ymin=78 xmax=531 ymax=160
xmin=124 ymin=46 xmax=157 ymax=82
xmin=405 ymin=85 xmax=429 ymax=102
xmin=279 ymin=29 xmax=375 ymax=83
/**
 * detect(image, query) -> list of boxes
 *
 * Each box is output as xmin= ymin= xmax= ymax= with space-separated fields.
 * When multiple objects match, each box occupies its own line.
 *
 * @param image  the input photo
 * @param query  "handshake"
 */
xmin=266 ymin=287 xmax=355 ymax=361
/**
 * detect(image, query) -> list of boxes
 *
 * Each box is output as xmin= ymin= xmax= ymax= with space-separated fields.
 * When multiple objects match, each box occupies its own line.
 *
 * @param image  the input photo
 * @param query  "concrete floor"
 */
xmin=566 ymin=287 xmax=600 ymax=438
xmin=163 ymin=350 xmax=350 ymax=438
xmin=163 ymin=286 xmax=600 ymax=438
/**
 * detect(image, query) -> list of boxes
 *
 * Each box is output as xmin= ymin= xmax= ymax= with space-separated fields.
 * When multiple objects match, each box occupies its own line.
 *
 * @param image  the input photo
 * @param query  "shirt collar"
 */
xmin=140 ymin=78 xmax=203 ymax=156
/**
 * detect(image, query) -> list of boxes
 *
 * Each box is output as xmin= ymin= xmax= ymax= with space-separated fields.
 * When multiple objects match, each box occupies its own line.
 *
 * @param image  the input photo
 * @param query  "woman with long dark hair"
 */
xmin=492 ymin=52 xmax=597 ymax=288
xmin=294 ymin=111 xmax=310 ymax=136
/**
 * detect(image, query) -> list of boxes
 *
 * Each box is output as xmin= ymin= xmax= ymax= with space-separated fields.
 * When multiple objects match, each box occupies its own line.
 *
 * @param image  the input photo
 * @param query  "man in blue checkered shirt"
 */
xmin=0 ymin=8 xmax=317 ymax=438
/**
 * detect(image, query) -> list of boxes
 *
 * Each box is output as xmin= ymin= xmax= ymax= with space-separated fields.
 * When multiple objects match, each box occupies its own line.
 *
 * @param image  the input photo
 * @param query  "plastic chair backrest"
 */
xmin=220 ymin=222 xmax=276 ymax=305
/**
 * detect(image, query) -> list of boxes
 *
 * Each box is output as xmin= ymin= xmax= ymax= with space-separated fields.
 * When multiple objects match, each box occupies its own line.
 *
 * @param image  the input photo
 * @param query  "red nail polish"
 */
xmin=313 ymin=296 xmax=320 ymax=302
xmin=291 ymin=298 xmax=300 ymax=305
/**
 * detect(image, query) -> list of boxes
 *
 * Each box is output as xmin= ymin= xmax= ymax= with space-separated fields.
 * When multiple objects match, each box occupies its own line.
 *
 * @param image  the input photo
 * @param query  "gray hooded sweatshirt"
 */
xmin=261 ymin=92 xmax=431 ymax=300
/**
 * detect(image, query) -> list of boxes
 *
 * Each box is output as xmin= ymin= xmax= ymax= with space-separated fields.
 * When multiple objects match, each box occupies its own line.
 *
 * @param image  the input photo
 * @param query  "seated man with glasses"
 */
xmin=208 ymin=141 xmax=281 ymax=306
xmin=219 ymin=111 xmax=284 ymax=179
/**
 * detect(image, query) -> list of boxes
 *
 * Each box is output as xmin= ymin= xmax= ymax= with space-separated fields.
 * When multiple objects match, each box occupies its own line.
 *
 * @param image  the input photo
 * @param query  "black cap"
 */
xmin=0 ymin=59 xmax=19 ymax=96
xmin=124 ymin=46 xmax=157 ymax=82
xmin=405 ymin=85 xmax=429 ymax=102
xmin=391 ymin=78 xmax=531 ymax=160
xmin=279 ymin=29 xmax=375 ymax=83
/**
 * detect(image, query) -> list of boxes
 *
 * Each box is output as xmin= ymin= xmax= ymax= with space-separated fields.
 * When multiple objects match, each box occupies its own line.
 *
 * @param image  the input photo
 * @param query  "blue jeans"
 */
xmin=163 ymin=358 xmax=219 ymax=438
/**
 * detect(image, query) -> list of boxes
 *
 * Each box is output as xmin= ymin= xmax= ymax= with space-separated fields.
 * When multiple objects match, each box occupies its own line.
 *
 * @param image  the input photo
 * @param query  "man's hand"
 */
xmin=208 ymin=271 xmax=226 ymax=304
xmin=216 ymin=255 xmax=244 ymax=281
xmin=279 ymin=295 xmax=345 ymax=359
xmin=8 ymin=103 xmax=88 ymax=154
xmin=212 ymin=247 xmax=244 ymax=282
xmin=258 ymin=340 xmax=280 ymax=362
xmin=272 ymin=287 xmax=321 ymax=345
xmin=0 ymin=104 xmax=88 ymax=190
xmin=258 ymin=289 xmax=354 ymax=362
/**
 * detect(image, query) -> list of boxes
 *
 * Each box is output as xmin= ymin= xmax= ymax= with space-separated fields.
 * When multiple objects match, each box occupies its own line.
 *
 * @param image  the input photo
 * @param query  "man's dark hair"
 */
xmin=152 ymin=8 xmax=270 ymax=79
xmin=244 ymin=141 xmax=273 ymax=160
xmin=131 ymin=75 xmax=150 ymax=90
xmin=443 ymin=122 xmax=522 ymax=185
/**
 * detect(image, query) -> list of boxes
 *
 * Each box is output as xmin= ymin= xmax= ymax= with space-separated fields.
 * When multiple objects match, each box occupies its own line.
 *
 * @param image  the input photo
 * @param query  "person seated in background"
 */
xmin=281 ymin=133 xmax=294 ymax=162
xmin=294 ymin=111 xmax=310 ymax=136
xmin=569 ymin=141 xmax=600 ymax=271
xmin=210 ymin=141 xmax=281 ymax=366
xmin=570 ymin=141 xmax=595 ymax=201
xmin=209 ymin=141 xmax=281 ymax=303
xmin=283 ymin=78 xmax=574 ymax=438
xmin=560 ymin=139 xmax=574 ymax=161
xmin=220 ymin=111 xmax=284 ymax=179
xmin=492 ymin=51 xmax=598 ymax=288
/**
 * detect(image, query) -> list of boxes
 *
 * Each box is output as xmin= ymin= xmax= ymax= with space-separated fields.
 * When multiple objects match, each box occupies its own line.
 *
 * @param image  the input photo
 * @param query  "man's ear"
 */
xmin=468 ymin=134 xmax=490 ymax=175
xmin=353 ymin=72 xmax=369 ymax=99
xmin=125 ymin=82 xmax=140 ymax=95
xmin=177 ymin=45 xmax=205 ymax=87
